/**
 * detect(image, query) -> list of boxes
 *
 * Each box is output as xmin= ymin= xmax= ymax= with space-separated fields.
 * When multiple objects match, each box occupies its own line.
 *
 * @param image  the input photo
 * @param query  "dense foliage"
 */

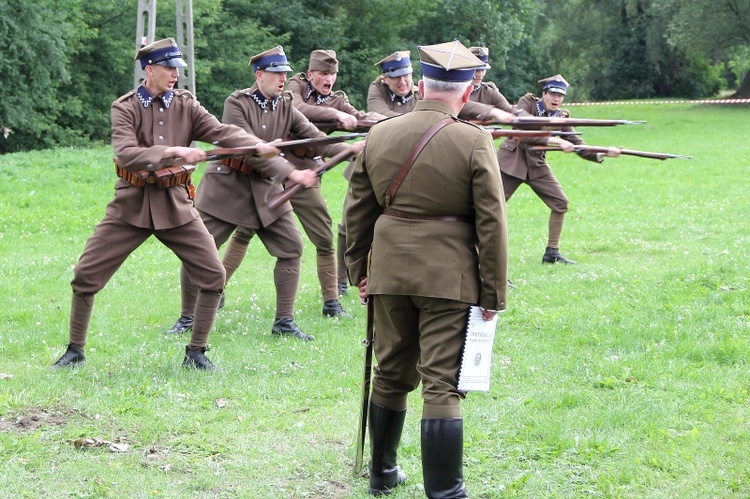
xmin=1 ymin=0 xmax=747 ymax=152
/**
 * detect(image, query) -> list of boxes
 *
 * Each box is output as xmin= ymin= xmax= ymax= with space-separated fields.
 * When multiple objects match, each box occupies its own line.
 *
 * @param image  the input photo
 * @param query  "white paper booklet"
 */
xmin=457 ymin=305 xmax=499 ymax=392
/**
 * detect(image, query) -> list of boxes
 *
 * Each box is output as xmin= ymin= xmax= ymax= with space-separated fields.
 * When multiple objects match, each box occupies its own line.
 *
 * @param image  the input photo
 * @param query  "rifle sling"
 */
xmin=384 ymin=117 xmax=456 ymax=207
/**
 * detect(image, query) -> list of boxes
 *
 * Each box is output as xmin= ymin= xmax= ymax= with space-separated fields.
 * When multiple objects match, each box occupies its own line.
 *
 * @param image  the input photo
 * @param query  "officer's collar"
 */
xmin=472 ymin=84 xmax=481 ymax=93
xmin=251 ymin=89 xmax=280 ymax=111
xmin=536 ymin=100 xmax=560 ymax=117
xmin=305 ymin=82 xmax=331 ymax=105
xmin=136 ymin=86 xmax=175 ymax=109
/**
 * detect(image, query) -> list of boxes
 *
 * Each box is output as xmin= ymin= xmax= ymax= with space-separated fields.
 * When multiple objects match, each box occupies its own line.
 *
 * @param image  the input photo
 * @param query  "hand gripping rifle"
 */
xmin=353 ymin=298 xmax=374 ymax=476
xmin=160 ymin=133 xmax=366 ymax=167
xmin=311 ymin=119 xmax=382 ymax=133
xmin=267 ymin=146 xmax=360 ymax=210
xmin=529 ymin=145 xmax=692 ymax=160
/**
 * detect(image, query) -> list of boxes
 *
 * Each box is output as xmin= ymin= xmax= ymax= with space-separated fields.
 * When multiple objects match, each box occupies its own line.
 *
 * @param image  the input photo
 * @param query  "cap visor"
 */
xmin=264 ymin=65 xmax=293 ymax=72
xmin=158 ymin=58 xmax=188 ymax=68
xmin=384 ymin=67 xmax=412 ymax=78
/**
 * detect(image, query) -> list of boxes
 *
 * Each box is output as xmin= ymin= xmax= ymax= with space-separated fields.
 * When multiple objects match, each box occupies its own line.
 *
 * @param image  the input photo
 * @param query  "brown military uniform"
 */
xmin=469 ymin=81 xmax=517 ymax=114
xmin=497 ymin=92 xmax=600 ymax=211
xmin=285 ymin=72 xmax=364 ymax=302
xmin=367 ymin=76 xmax=501 ymax=122
xmin=70 ymin=86 xmax=263 ymax=353
xmin=177 ymin=85 xmax=348 ymax=320
xmin=346 ymin=99 xmax=508 ymax=418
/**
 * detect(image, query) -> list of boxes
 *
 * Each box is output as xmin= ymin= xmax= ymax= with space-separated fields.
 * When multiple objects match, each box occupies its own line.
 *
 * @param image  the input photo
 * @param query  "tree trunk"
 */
xmin=730 ymin=72 xmax=750 ymax=98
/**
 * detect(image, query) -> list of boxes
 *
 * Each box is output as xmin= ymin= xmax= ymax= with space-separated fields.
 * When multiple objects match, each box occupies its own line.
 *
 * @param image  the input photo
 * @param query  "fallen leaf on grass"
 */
xmin=67 ymin=436 xmax=130 ymax=453
xmin=0 ymin=373 xmax=12 ymax=380
xmin=215 ymin=398 xmax=229 ymax=408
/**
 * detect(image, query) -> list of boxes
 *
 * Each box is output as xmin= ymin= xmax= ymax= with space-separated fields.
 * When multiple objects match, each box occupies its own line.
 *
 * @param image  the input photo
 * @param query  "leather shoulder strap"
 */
xmin=384 ymin=117 xmax=455 ymax=207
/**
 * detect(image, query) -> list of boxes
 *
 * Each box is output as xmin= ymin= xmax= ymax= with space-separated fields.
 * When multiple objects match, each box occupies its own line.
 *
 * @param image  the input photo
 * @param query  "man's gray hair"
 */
xmin=422 ymin=76 xmax=471 ymax=95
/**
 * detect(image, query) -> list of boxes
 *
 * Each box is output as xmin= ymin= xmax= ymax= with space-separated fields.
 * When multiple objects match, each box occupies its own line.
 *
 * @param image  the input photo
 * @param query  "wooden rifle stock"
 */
xmin=486 ymin=128 xmax=581 ymax=139
xmin=530 ymin=145 xmax=692 ymax=160
xmin=267 ymin=147 xmax=358 ymax=210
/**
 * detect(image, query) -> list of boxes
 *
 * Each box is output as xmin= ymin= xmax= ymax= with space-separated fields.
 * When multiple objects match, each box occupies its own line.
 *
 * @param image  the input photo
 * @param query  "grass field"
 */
xmin=0 ymin=102 xmax=749 ymax=498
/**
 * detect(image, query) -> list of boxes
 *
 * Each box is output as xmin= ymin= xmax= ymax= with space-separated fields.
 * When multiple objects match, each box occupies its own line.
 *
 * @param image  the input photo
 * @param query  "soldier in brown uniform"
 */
xmin=165 ymin=46 xmax=357 ymax=341
xmin=280 ymin=49 xmax=378 ymax=318
xmin=497 ymin=74 xmax=620 ymax=264
xmin=51 ymin=38 xmax=280 ymax=371
xmin=367 ymin=49 xmax=517 ymax=123
xmin=346 ymin=41 xmax=508 ymax=498
xmin=468 ymin=46 xmax=525 ymax=116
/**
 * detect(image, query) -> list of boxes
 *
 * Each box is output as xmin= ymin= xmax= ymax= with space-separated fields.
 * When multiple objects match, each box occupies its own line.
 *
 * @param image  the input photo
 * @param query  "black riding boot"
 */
xmin=368 ymin=402 xmax=407 ymax=495
xmin=421 ymin=418 xmax=468 ymax=499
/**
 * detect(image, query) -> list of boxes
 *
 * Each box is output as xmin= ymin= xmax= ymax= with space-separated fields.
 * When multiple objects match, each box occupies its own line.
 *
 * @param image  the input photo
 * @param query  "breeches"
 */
xmin=71 ymin=215 xmax=224 ymax=294
xmin=502 ymin=171 xmax=569 ymax=213
xmin=201 ymin=211 xmax=303 ymax=260
xmin=290 ymin=183 xmax=334 ymax=255
xmin=370 ymin=294 xmax=470 ymax=419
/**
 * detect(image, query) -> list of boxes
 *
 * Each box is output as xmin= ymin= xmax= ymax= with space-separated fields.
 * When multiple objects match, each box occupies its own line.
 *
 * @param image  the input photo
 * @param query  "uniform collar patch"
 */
xmin=536 ymin=100 xmax=560 ymax=117
xmin=252 ymin=89 xmax=280 ymax=111
xmin=389 ymin=90 xmax=414 ymax=104
xmin=306 ymin=82 xmax=331 ymax=106
xmin=136 ymin=86 xmax=175 ymax=109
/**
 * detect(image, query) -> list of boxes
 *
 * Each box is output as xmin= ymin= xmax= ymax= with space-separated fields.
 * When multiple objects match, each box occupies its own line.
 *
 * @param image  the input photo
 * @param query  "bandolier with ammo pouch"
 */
xmin=114 ymin=159 xmax=196 ymax=199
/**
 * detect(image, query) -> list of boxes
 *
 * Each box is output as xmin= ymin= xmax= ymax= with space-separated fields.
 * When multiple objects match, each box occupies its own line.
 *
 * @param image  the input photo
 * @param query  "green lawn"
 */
xmin=0 ymin=102 xmax=748 ymax=497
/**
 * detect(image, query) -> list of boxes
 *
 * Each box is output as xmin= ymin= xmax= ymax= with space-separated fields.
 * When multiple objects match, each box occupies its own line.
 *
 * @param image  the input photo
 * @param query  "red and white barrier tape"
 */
xmin=566 ymin=98 xmax=750 ymax=106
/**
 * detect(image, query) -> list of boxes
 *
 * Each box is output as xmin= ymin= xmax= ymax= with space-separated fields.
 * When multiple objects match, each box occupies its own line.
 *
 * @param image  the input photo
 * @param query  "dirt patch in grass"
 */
xmin=0 ymin=407 xmax=79 ymax=432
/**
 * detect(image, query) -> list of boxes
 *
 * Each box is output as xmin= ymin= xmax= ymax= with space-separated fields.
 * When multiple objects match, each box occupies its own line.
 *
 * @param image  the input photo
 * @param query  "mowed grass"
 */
xmin=0 ymin=102 xmax=748 ymax=497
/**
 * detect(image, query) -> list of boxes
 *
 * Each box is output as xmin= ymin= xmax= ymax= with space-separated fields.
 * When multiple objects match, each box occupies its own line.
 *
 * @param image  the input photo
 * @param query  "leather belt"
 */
xmin=383 ymin=207 xmax=473 ymax=223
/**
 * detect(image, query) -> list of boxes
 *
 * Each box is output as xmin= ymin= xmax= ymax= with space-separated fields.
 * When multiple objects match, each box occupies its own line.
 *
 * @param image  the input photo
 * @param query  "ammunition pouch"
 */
xmin=221 ymin=157 xmax=271 ymax=179
xmin=114 ymin=159 xmax=195 ymax=198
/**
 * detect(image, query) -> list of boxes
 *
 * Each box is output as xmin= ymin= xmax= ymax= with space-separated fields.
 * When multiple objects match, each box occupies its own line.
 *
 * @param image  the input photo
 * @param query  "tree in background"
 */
xmin=659 ymin=0 xmax=750 ymax=97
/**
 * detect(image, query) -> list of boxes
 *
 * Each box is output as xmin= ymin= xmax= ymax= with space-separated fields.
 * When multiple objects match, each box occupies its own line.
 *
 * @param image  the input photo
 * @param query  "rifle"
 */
xmin=267 ymin=147 xmax=359 ymax=210
xmin=484 ymin=116 xmax=646 ymax=129
xmin=529 ymin=145 xmax=692 ymax=160
xmin=353 ymin=298 xmax=374 ymax=476
xmin=311 ymin=119 xmax=382 ymax=133
xmin=485 ymin=128 xmax=582 ymax=139
xmin=161 ymin=133 xmax=366 ymax=166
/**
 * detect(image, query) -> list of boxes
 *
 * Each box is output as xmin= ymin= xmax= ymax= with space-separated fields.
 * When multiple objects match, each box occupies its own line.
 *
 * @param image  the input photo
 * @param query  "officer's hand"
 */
xmin=287 ymin=168 xmax=318 ymax=188
xmin=357 ymin=277 xmax=369 ymax=303
xmin=337 ymin=112 xmax=358 ymax=130
xmin=165 ymin=146 xmax=206 ymax=165
xmin=480 ymin=308 xmax=497 ymax=321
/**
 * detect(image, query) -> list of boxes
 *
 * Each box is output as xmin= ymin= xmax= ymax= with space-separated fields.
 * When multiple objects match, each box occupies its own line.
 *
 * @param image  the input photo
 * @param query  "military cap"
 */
xmin=418 ymin=41 xmax=484 ymax=82
xmin=135 ymin=38 xmax=187 ymax=70
xmin=374 ymin=51 xmax=413 ymax=78
xmin=308 ymin=50 xmax=339 ymax=73
xmin=538 ymin=74 xmax=569 ymax=95
xmin=469 ymin=47 xmax=491 ymax=70
xmin=249 ymin=46 xmax=293 ymax=73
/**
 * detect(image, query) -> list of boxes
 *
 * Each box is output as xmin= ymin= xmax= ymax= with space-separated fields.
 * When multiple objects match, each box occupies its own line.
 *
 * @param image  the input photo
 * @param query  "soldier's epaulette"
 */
xmin=374 ymin=75 xmax=386 ymax=84
xmin=175 ymin=89 xmax=195 ymax=99
xmin=523 ymin=92 xmax=537 ymax=100
xmin=296 ymin=72 xmax=310 ymax=82
xmin=115 ymin=90 xmax=136 ymax=103
xmin=333 ymin=89 xmax=347 ymax=99
xmin=558 ymin=108 xmax=570 ymax=118
xmin=281 ymin=90 xmax=294 ymax=103
xmin=234 ymin=88 xmax=252 ymax=99
xmin=453 ymin=116 xmax=483 ymax=130
xmin=485 ymin=81 xmax=499 ymax=91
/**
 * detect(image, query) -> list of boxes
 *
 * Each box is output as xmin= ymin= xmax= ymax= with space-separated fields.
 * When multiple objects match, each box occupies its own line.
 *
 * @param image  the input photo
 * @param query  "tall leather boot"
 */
xmin=369 ymin=402 xmax=407 ymax=496
xmin=421 ymin=418 xmax=468 ymax=499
